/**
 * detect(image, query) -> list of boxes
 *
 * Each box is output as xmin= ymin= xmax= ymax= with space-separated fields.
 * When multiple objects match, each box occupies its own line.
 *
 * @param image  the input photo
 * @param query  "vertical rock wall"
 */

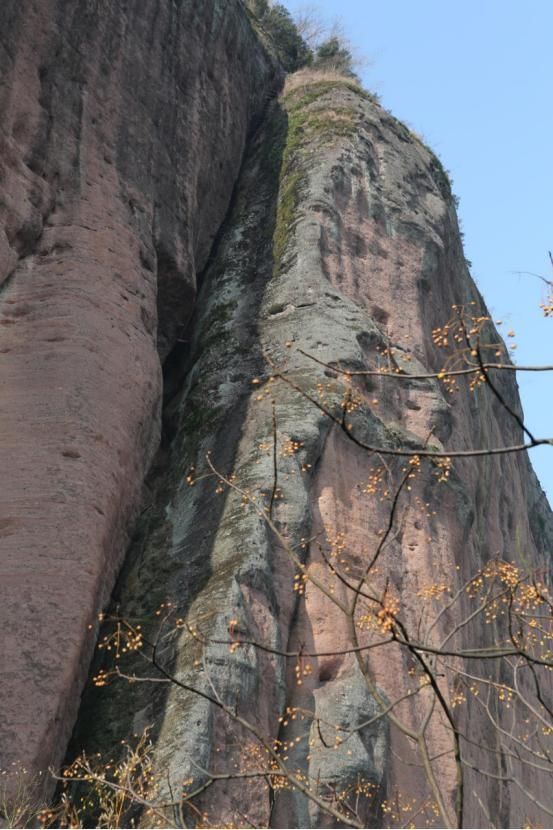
xmin=1 ymin=3 xmax=551 ymax=825
xmin=0 ymin=0 xmax=278 ymax=796
xmin=71 ymin=74 xmax=552 ymax=828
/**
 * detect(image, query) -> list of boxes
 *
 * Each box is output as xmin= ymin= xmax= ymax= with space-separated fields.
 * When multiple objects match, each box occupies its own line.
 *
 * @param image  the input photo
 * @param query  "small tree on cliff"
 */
xmin=245 ymin=1 xmax=361 ymax=77
xmin=290 ymin=4 xmax=328 ymax=47
xmin=247 ymin=0 xmax=313 ymax=71
xmin=312 ymin=35 xmax=357 ymax=78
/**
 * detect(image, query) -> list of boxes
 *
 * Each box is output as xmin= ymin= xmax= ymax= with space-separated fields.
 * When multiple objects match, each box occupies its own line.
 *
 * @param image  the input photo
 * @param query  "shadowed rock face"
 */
xmin=69 ymin=78 xmax=552 ymax=829
xmin=1 ymin=5 xmax=551 ymax=828
xmin=0 ymin=0 xmax=278 ymax=795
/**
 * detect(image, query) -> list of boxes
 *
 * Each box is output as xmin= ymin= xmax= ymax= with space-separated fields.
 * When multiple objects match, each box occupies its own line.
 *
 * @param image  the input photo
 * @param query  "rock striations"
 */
xmin=0 ymin=2 xmax=551 ymax=828
xmin=0 ymin=0 xmax=278 ymax=803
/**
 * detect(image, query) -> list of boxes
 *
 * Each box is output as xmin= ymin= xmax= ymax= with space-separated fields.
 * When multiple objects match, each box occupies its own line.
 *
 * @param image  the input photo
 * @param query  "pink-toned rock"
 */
xmin=270 ymin=79 xmax=553 ymax=828
xmin=1 ymin=6 xmax=551 ymax=826
xmin=71 ymin=76 xmax=552 ymax=829
xmin=0 ymin=0 xmax=278 ymax=797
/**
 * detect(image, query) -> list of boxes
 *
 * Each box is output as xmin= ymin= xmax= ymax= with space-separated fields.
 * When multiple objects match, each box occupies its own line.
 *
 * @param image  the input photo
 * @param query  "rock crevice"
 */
xmin=0 ymin=0 xmax=279 ymax=796
xmin=70 ymin=76 xmax=553 ymax=828
xmin=0 ymin=5 xmax=551 ymax=828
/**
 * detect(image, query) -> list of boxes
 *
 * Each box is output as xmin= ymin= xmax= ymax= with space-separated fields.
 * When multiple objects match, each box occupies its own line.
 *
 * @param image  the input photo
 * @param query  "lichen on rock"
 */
xmin=0 ymin=6 xmax=551 ymax=828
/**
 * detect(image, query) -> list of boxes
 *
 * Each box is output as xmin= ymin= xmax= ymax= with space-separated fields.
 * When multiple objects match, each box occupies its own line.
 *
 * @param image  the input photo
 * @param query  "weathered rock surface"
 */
xmin=1 ymin=4 xmax=551 ymax=827
xmin=0 ymin=0 xmax=278 ymax=796
xmin=71 ymin=74 xmax=552 ymax=829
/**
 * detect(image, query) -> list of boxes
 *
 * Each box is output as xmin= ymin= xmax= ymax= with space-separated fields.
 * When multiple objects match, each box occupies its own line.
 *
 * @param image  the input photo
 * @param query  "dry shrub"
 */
xmin=0 ymin=764 xmax=48 ymax=829
xmin=283 ymin=67 xmax=361 ymax=96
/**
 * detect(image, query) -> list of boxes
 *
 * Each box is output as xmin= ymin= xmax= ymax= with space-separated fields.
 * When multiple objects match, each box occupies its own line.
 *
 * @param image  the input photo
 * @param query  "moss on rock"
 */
xmin=273 ymin=76 xmax=367 ymax=274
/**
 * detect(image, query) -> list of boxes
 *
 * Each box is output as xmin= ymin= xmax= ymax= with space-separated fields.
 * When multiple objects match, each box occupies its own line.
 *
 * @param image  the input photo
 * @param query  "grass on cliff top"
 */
xmin=282 ymin=67 xmax=369 ymax=100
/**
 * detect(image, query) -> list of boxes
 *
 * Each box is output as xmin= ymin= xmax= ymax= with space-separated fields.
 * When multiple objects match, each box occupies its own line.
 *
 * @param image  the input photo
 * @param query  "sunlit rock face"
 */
xmin=1 ymin=3 xmax=551 ymax=826
xmin=0 ymin=0 xmax=278 ymax=797
xmin=71 ymin=73 xmax=552 ymax=829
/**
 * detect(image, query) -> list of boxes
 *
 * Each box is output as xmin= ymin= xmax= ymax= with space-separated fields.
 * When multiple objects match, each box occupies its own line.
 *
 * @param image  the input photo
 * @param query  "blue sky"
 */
xmin=282 ymin=0 xmax=552 ymax=501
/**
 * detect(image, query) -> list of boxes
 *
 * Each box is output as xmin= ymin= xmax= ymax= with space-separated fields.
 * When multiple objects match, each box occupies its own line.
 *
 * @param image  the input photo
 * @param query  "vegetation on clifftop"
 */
xmin=244 ymin=0 xmax=358 ymax=77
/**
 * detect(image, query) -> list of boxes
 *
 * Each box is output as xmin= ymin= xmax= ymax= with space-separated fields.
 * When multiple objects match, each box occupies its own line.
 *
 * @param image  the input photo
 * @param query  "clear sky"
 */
xmin=282 ymin=0 xmax=552 ymax=501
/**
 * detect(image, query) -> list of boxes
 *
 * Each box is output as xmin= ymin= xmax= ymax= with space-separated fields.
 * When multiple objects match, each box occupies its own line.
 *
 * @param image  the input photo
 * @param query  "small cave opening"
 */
xmin=318 ymin=657 xmax=341 ymax=684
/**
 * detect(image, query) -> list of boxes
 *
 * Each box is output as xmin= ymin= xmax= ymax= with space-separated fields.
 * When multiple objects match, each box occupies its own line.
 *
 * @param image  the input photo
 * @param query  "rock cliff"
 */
xmin=0 ymin=2 xmax=551 ymax=828
xmin=0 ymin=0 xmax=278 ymax=802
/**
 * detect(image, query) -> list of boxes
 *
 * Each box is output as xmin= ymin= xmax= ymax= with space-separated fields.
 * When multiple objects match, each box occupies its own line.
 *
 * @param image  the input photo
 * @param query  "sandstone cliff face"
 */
xmin=0 ymin=0 xmax=278 ymax=795
xmin=70 ymin=76 xmax=552 ymax=829
xmin=1 ymin=4 xmax=552 ymax=828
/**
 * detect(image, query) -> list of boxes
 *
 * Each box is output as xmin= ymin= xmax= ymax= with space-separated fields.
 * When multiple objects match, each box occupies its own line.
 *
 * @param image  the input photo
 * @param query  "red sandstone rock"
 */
xmin=70 ymin=79 xmax=552 ymax=828
xmin=0 ymin=0 xmax=278 ymax=797
xmin=1 ymin=5 xmax=551 ymax=827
